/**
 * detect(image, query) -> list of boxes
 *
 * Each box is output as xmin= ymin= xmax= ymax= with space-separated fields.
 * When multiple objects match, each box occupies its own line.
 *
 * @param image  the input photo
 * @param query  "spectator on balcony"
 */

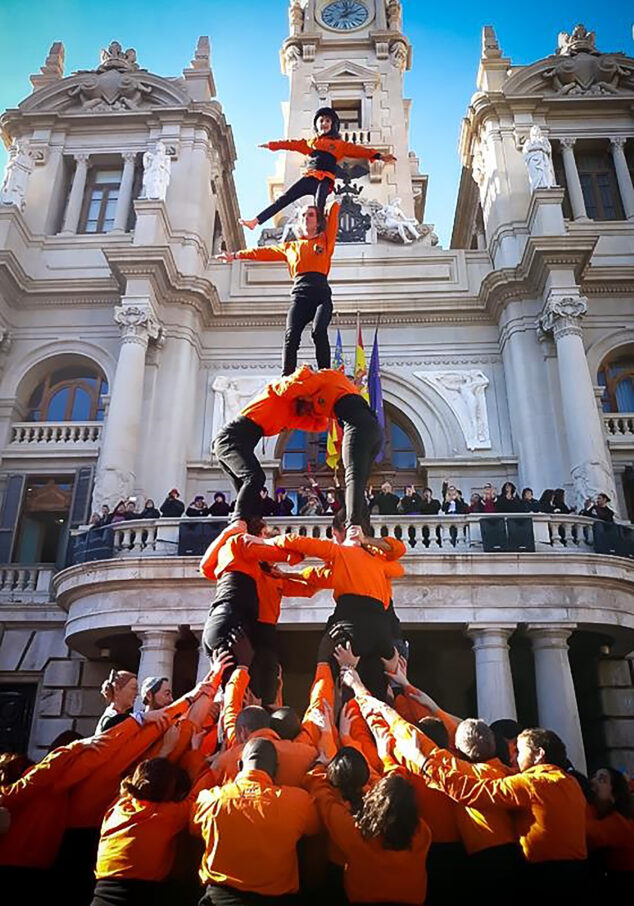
xmin=495 ymin=482 xmax=523 ymax=514
xmin=124 ymin=500 xmax=139 ymax=520
xmin=552 ymin=488 xmax=572 ymax=515
xmin=580 ymin=493 xmax=615 ymax=522
xmin=274 ymin=487 xmax=294 ymax=517
xmin=420 ymin=487 xmax=441 ymax=515
xmin=398 ymin=484 xmax=423 ymax=515
xmin=139 ymin=498 xmax=160 ymax=519
xmin=300 ymin=493 xmax=323 ymax=516
xmin=141 ymin=676 xmax=173 ymax=711
xmin=187 ymin=495 xmax=210 ymax=518
xmin=538 ymin=489 xmax=555 ymax=514
xmin=307 ymin=476 xmax=342 ymax=516
xmin=98 ymin=504 xmax=111 ymax=526
xmin=468 ymin=492 xmax=485 ymax=514
xmin=209 ymin=492 xmax=231 ymax=518
xmin=521 ymin=488 xmax=541 ymax=514
xmin=88 ymin=512 xmax=102 ymax=528
xmin=369 ymin=481 xmax=400 ymax=515
xmin=160 ymin=489 xmax=185 ymax=518
xmin=297 ymin=485 xmax=309 ymax=515
xmin=109 ymin=501 xmax=128 ymax=525
xmin=442 ymin=485 xmax=468 ymax=515
xmin=259 ymin=487 xmax=277 ymax=518
xmin=96 ymin=669 xmax=140 ymax=734
xmin=482 ymin=483 xmax=497 ymax=513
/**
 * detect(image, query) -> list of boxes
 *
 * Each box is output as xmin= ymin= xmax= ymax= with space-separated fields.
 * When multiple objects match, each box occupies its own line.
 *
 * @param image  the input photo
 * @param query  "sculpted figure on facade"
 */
xmin=211 ymin=375 xmax=274 ymax=443
xmin=67 ymin=41 xmax=154 ymax=111
xmin=0 ymin=139 xmax=35 ymax=211
xmin=415 ymin=370 xmax=492 ymax=451
xmin=288 ymin=1 xmax=304 ymax=36
xmin=386 ymin=0 xmax=403 ymax=32
xmin=390 ymin=41 xmax=408 ymax=73
xmin=522 ymin=125 xmax=557 ymax=191
xmin=283 ymin=43 xmax=302 ymax=73
xmin=142 ymin=141 xmax=171 ymax=202
xmin=543 ymin=23 xmax=634 ymax=96
xmin=366 ymin=197 xmax=420 ymax=244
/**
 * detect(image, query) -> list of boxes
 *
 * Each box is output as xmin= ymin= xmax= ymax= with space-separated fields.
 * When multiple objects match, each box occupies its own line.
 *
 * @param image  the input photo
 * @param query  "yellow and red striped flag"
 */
xmin=354 ymin=314 xmax=369 ymax=402
xmin=326 ymin=328 xmax=345 ymax=469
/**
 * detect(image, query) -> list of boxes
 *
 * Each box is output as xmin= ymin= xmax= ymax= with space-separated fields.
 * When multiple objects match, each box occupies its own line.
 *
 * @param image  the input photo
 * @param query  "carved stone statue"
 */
xmin=557 ymin=24 xmax=597 ymax=57
xmin=281 ymin=202 xmax=304 ymax=241
xmin=522 ymin=125 xmax=557 ymax=191
xmin=370 ymin=197 xmax=421 ymax=244
xmin=211 ymin=375 xmax=275 ymax=442
xmin=0 ymin=139 xmax=35 ymax=211
xmin=283 ymin=43 xmax=302 ymax=73
xmin=415 ymin=370 xmax=492 ymax=451
xmin=390 ymin=41 xmax=408 ymax=72
xmin=289 ymin=1 xmax=304 ymax=36
xmin=386 ymin=0 xmax=402 ymax=31
xmin=543 ymin=24 xmax=634 ymax=96
xmin=142 ymin=141 xmax=171 ymax=202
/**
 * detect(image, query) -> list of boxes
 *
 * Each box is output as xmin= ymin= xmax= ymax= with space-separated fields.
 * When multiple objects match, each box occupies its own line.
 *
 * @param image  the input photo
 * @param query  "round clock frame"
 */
xmin=320 ymin=1 xmax=370 ymax=32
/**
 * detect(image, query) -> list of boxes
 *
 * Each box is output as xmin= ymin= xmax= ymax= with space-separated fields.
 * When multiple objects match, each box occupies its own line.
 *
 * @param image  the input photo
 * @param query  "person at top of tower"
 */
xmin=218 ymin=202 xmax=340 ymax=375
xmin=240 ymin=106 xmax=396 ymax=230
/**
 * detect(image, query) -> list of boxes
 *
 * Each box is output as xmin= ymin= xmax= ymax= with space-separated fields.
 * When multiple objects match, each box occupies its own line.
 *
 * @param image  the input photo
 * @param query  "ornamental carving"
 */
xmin=415 ymin=370 xmax=492 ymax=451
xmin=0 ymin=139 xmax=35 ymax=211
xmin=538 ymin=292 xmax=588 ymax=337
xmin=211 ymin=375 xmax=276 ymax=441
xmin=541 ymin=25 xmax=634 ymax=96
xmin=114 ymin=304 xmax=160 ymax=343
xmin=390 ymin=41 xmax=408 ymax=73
xmin=386 ymin=0 xmax=403 ymax=32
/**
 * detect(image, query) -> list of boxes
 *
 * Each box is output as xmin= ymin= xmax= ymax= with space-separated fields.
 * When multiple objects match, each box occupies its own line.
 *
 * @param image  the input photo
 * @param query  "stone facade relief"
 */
xmin=542 ymin=24 xmax=634 ymax=96
xmin=415 ymin=370 xmax=492 ymax=451
xmin=522 ymin=125 xmax=557 ymax=191
xmin=363 ymin=197 xmax=438 ymax=245
xmin=141 ymin=141 xmax=172 ymax=202
xmin=0 ymin=139 xmax=35 ymax=211
xmin=211 ymin=375 xmax=276 ymax=443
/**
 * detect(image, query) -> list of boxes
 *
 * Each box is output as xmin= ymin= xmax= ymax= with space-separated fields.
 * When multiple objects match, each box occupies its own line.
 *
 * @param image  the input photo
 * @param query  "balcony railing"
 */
xmin=65 ymin=513 xmax=634 ymax=566
xmin=603 ymin=413 xmax=634 ymax=444
xmin=0 ymin=564 xmax=55 ymax=602
xmin=9 ymin=421 xmax=103 ymax=448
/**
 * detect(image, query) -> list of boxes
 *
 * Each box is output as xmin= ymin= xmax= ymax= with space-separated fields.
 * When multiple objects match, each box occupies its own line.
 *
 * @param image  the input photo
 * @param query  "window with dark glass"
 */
xmin=576 ymin=151 xmax=623 ymax=221
xmin=598 ymin=355 xmax=634 ymax=413
xmin=333 ymin=100 xmax=363 ymax=133
xmin=27 ymin=366 xmax=109 ymax=422
xmin=79 ymin=168 xmax=122 ymax=233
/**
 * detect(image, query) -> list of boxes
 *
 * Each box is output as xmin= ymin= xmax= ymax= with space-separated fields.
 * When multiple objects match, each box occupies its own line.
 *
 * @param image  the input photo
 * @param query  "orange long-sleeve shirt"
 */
xmin=393 ymin=687 xmax=460 ymax=748
xmin=305 ymin=770 xmax=431 ymax=904
xmin=586 ymin=805 xmax=634 ymax=872
xmin=236 ymin=203 xmax=339 ymax=280
xmin=213 ymin=727 xmax=317 ymax=788
xmin=269 ymin=534 xmax=404 ymax=609
xmin=192 ymin=768 xmax=320 ymax=895
xmin=255 ymin=568 xmax=317 ymax=625
xmin=200 ymin=525 xmax=300 ymax=586
xmin=265 ymin=136 xmax=384 ymax=183
xmin=240 ymin=365 xmax=359 ymax=437
xmin=423 ymin=752 xmax=587 ymax=863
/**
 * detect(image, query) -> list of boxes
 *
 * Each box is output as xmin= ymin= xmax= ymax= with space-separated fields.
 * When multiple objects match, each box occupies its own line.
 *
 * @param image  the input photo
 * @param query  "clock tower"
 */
xmin=268 ymin=0 xmax=427 ymax=222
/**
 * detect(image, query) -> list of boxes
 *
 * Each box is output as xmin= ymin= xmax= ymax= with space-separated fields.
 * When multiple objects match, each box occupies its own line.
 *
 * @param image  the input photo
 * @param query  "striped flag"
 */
xmin=368 ymin=327 xmax=385 ymax=462
xmin=326 ymin=328 xmax=345 ymax=469
xmin=354 ymin=315 xmax=369 ymax=402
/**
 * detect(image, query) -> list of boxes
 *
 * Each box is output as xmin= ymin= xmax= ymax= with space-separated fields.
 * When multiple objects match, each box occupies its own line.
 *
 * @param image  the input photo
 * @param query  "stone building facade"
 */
xmin=0 ymin=4 xmax=633 ymax=774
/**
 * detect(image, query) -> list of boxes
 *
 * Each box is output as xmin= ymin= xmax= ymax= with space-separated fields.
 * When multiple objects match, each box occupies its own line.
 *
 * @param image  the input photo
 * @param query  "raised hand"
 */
xmin=333 ymin=640 xmax=360 ymax=670
xmin=216 ymin=252 xmax=235 ymax=263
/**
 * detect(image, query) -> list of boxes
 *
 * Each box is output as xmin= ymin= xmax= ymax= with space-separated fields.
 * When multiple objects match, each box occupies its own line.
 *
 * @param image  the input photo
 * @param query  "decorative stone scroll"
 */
xmin=415 ymin=370 xmax=492 ymax=450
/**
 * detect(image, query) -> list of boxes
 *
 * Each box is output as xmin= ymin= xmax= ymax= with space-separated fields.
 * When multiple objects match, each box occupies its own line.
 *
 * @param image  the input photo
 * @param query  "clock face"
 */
xmin=321 ymin=1 xmax=369 ymax=31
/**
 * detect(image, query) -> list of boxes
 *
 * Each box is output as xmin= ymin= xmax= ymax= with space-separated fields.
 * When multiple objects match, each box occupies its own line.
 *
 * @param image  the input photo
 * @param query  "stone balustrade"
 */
xmin=341 ymin=129 xmax=372 ymax=144
xmin=603 ymin=412 xmax=634 ymax=444
xmin=0 ymin=564 xmax=54 ymax=602
xmin=9 ymin=421 xmax=103 ymax=447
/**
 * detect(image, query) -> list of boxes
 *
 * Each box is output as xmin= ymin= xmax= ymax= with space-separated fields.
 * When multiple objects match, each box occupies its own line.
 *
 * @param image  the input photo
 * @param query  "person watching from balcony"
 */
xmin=521 ymin=488 xmax=541 ymax=514
xmin=441 ymin=486 xmax=468 ymax=515
xmin=552 ymin=488 xmax=572 ymax=515
xmin=141 ymin=676 xmax=173 ymax=712
xmin=580 ymin=493 xmax=615 ymax=522
xmin=468 ymin=493 xmax=485 ymax=514
xmin=96 ymin=670 xmax=142 ymax=734
xmin=97 ymin=504 xmax=111 ymax=526
xmin=495 ymin=482 xmax=523 ymax=514
xmin=209 ymin=492 xmax=231 ymax=518
xmin=124 ymin=499 xmax=139 ymax=520
xmin=538 ymin=489 xmax=555 ymax=514
xmin=139 ymin=498 xmax=160 ymax=520
xmin=109 ymin=502 xmax=128 ymax=525
xmin=259 ymin=488 xmax=277 ymax=518
xmin=369 ymin=482 xmax=400 ymax=516
xmin=88 ymin=512 xmax=102 ymax=528
xmin=398 ymin=485 xmax=424 ymax=515
xmin=419 ymin=487 xmax=441 ymax=515
xmin=160 ymin=488 xmax=185 ymax=518
xmin=274 ymin=487 xmax=294 ymax=517
xmin=300 ymin=493 xmax=324 ymax=516
xmin=187 ymin=495 xmax=210 ymax=518
xmin=481 ymin=483 xmax=497 ymax=513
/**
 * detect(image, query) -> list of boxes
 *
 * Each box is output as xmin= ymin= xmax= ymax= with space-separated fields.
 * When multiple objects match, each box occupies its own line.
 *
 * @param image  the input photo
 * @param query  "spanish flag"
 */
xmin=354 ymin=315 xmax=369 ymax=402
xmin=326 ymin=328 xmax=345 ymax=469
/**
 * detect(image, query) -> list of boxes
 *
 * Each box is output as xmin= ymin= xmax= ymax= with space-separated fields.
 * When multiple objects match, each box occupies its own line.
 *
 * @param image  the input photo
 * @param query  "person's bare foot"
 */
xmin=240 ymin=217 xmax=259 ymax=230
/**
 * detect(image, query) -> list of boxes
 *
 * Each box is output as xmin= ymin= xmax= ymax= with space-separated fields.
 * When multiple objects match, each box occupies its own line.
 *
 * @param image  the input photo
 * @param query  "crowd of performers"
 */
xmin=1 ymin=106 xmax=633 ymax=906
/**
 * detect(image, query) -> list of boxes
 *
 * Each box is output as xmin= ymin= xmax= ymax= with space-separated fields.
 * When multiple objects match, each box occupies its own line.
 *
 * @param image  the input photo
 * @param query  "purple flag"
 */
xmin=368 ymin=328 xmax=385 ymax=462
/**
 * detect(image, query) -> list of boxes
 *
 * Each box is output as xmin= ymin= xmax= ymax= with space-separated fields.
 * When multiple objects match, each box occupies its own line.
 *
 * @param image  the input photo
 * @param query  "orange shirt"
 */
xmin=266 ymin=136 xmax=383 ymax=183
xmin=240 ymin=366 xmax=359 ymax=437
xmin=424 ymin=754 xmax=587 ymax=863
xmin=200 ymin=524 xmax=300 ymax=586
xmin=192 ymin=768 xmax=320 ymax=895
xmin=213 ymin=727 xmax=317 ymax=788
xmin=270 ymin=534 xmax=404 ymax=609
xmin=393 ymin=689 xmax=459 ymax=748
xmin=340 ymin=699 xmax=383 ymax=779
xmin=236 ymin=203 xmax=339 ymax=280
xmin=586 ymin=805 xmax=634 ymax=872
xmin=306 ymin=770 xmax=431 ymax=904
xmin=255 ymin=568 xmax=316 ymax=625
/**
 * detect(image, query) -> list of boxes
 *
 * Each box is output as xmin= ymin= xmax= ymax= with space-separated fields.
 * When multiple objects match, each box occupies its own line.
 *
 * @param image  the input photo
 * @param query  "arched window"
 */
xmin=598 ymin=354 xmax=634 ymax=413
xmin=26 ymin=366 xmax=108 ymax=422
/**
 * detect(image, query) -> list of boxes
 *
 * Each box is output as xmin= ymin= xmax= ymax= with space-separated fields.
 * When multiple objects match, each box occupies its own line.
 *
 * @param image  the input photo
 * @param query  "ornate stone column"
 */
xmin=136 ymin=629 xmax=178 ymax=684
xmin=61 ymin=153 xmax=90 ymax=234
xmin=610 ymin=138 xmax=634 ymax=220
xmin=539 ymin=290 xmax=617 ymax=509
xmin=112 ymin=152 xmax=137 ymax=232
xmin=527 ymin=624 xmax=586 ymax=773
xmin=92 ymin=302 xmax=160 ymax=508
xmin=560 ymin=139 xmax=589 ymax=221
xmin=467 ymin=625 xmax=517 ymax=724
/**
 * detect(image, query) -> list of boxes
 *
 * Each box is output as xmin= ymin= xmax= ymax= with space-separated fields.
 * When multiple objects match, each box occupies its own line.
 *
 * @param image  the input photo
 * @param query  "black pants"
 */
xmin=523 ymin=859 xmax=590 ymax=904
xmin=213 ymin=416 xmax=264 ymax=522
xmin=0 ymin=866 xmax=52 ymax=900
xmin=202 ymin=572 xmax=279 ymax=706
xmin=200 ymin=885 xmax=299 ymax=905
xmin=334 ymin=394 xmax=382 ymax=529
xmin=468 ymin=843 xmax=525 ymax=902
xmin=283 ymin=274 xmax=332 ymax=375
xmin=91 ymin=878 xmax=165 ymax=906
xmin=326 ymin=594 xmax=394 ymax=701
xmin=256 ymin=176 xmax=333 ymax=225
xmin=426 ymin=841 xmax=467 ymax=906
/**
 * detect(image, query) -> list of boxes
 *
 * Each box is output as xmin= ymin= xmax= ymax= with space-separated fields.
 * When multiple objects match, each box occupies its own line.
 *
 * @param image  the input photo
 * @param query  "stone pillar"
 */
xmin=528 ymin=624 xmax=586 ymax=773
xmin=136 ymin=629 xmax=178 ymax=684
xmin=112 ymin=152 xmax=137 ymax=232
xmin=610 ymin=138 xmax=634 ymax=220
xmin=539 ymin=290 xmax=617 ymax=509
xmin=92 ymin=302 xmax=160 ymax=508
xmin=467 ymin=624 xmax=517 ymax=724
xmin=61 ymin=153 xmax=90 ymax=234
xmin=560 ymin=139 xmax=589 ymax=221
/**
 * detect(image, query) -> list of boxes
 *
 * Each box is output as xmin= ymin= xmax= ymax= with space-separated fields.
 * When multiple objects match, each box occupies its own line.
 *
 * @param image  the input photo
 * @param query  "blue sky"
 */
xmin=0 ymin=1 xmax=630 ymax=245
